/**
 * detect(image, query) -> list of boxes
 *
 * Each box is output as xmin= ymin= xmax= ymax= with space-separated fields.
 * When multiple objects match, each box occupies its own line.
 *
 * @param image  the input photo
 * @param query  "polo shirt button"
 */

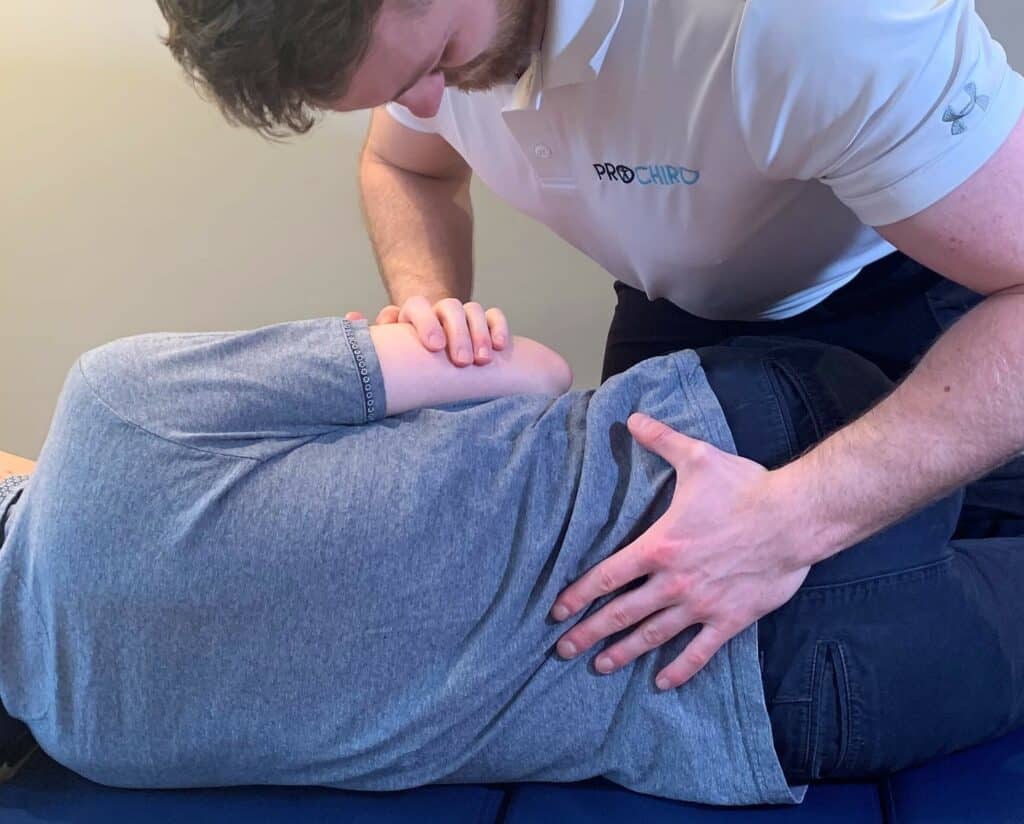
xmin=534 ymin=144 xmax=552 ymax=159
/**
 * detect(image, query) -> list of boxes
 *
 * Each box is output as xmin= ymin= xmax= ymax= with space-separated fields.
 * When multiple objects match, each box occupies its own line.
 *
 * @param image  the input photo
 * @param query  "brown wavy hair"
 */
xmin=155 ymin=0 xmax=419 ymax=138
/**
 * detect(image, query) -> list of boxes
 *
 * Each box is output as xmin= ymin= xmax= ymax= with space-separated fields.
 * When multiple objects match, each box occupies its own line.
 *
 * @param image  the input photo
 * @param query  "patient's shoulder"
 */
xmin=73 ymin=332 xmax=195 ymax=432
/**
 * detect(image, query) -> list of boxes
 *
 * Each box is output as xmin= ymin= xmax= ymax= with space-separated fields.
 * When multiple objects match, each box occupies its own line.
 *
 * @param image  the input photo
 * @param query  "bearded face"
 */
xmin=443 ymin=0 xmax=542 ymax=92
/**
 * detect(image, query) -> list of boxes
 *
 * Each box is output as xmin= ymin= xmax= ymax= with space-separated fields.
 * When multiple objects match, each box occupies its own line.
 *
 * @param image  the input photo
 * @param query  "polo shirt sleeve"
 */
xmin=732 ymin=0 xmax=1024 ymax=226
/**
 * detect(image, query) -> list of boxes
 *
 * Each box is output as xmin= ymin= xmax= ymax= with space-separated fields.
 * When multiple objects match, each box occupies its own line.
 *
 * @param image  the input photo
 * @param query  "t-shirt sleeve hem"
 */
xmin=337 ymin=319 xmax=388 ymax=423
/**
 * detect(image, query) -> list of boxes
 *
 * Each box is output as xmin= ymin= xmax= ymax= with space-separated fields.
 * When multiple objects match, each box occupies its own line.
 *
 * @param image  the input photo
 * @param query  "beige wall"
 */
xmin=2 ymin=1 xmax=1022 ymax=458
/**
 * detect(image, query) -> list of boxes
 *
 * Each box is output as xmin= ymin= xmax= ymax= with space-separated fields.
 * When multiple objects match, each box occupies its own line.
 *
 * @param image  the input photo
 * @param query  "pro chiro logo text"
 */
xmin=593 ymin=163 xmax=700 ymax=186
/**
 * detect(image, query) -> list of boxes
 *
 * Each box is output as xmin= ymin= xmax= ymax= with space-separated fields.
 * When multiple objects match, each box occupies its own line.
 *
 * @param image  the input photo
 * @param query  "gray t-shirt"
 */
xmin=0 ymin=318 xmax=802 ymax=805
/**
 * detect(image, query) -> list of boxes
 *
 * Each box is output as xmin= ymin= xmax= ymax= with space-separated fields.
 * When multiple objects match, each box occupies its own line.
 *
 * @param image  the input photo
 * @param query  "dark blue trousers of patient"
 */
xmin=601 ymin=251 xmax=1024 ymax=783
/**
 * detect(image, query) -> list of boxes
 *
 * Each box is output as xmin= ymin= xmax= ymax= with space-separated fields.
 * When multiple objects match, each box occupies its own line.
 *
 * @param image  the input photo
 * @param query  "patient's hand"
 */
xmin=346 ymin=297 xmax=510 ymax=367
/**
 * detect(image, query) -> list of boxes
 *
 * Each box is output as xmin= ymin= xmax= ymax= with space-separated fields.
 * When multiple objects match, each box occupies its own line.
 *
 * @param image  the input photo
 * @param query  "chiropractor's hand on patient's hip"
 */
xmin=550 ymin=412 xmax=811 ymax=691
xmin=346 ymin=296 xmax=510 ymax=367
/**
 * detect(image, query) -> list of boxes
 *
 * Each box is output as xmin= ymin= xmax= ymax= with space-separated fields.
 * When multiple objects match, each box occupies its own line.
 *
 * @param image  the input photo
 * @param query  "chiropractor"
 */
xmin=157 ymin=0 xmax=1024 ymax=692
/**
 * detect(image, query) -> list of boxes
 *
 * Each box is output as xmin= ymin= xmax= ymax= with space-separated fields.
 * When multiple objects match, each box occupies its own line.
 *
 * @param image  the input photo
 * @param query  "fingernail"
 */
xmin=595 ymin=656 xmax=613 ymax=674
xmin=558 ymin=641 xmax=577 ymax=658
xmin=428 ymin=333 xmax=443 ymax=349
xmin=551 ymin=605 xmax=570 ymax=621
xmin=656 ymin=677 xmax=671 ymax=691
xmin=494 ymin=335 xmax=505 ymax=346
xmin=458 ymin=347 xmax=471 ymax=363
xmin=477 ymin=347 xmax=489 ymax=360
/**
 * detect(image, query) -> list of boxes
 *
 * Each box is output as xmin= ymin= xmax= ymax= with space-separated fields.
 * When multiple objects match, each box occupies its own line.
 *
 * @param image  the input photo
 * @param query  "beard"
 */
xmin=444 ymin=0 xmax=543 ymax=92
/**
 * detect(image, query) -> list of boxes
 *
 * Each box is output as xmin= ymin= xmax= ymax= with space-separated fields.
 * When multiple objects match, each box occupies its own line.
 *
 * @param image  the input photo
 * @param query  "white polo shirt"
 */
xmin=387 ymin=0 xmax=1024 ymax=321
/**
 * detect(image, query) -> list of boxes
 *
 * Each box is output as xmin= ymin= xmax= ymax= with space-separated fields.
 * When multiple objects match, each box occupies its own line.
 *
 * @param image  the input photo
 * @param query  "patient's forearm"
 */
xmin=0 ymin=450 xmax=36 ymax=478
xmin=369 ymin=323 xmax=573 ymax=416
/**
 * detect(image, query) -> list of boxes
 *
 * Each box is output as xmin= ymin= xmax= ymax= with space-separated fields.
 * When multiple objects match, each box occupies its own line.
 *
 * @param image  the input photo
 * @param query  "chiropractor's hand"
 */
xmin=549 ymin=412 xmax=811 ymax=691
xmin=345 ymin=297 xmax=510 ymax=367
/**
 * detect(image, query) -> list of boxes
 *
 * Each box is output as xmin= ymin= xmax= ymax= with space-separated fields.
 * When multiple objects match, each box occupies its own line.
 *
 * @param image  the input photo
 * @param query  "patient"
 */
xmin=1 ymin=315 xmax=1021 ymax=805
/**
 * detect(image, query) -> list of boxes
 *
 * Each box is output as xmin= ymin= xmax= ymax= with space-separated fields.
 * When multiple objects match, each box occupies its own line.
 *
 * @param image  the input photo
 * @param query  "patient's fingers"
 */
xmin=345 ymin=312 xmax=366 ymax=322
xmin=463 ymin=302 xmax=492 ymax=364
xmin=398 ymin=297 xmax=447 ymax=352
xmin=485 ymin=307 xmax=509 ymax=349
xmin=435 ymin=298 xmax=475 ymax=366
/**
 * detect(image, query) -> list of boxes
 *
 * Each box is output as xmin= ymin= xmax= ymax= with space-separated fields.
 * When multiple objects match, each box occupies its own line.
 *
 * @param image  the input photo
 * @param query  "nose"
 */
xmin=395 ymin=72 xmax=446 ymax=118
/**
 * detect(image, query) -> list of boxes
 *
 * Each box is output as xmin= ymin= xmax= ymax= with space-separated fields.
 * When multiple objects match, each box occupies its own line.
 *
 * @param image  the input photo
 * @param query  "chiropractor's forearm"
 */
xmin=772 ymin=289 xmax=1024 ymax=565
xmin=360 ymin=150 xmax=474 ymax=306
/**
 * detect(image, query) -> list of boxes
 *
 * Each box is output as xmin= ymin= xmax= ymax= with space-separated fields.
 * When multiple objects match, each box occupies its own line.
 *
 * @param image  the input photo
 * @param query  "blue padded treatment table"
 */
xmin=4 ymin=726 xmax=1023 ymax=822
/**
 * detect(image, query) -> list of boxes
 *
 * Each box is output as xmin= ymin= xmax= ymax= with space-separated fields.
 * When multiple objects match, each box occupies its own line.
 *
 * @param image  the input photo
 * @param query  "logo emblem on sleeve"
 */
xmin=943 ymin=82 xmax=990 ymax=135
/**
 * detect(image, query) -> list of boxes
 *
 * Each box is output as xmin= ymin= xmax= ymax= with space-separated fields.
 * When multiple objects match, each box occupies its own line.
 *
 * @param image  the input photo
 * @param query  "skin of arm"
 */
xmin=0 ymin=451 xmax=36 ymax=479
xmin=360 ymin=107 xmax=475 ymax=306
xmin=369 ymin=322 xmax=574 ymax=416
xmin=777 ymin=111 xmax=1024 ymax=562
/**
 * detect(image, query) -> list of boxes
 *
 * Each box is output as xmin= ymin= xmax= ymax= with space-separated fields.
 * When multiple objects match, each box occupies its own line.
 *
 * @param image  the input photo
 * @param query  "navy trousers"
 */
xmin=601 ymin=253 xmax=1024 ymax=782
xmin=603 ymin=251 xmax=1024 ymax=540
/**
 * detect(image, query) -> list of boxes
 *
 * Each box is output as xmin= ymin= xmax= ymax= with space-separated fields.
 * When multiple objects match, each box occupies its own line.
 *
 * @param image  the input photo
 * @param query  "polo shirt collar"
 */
xmin=507 ymin=0 xmax=625 ymax=112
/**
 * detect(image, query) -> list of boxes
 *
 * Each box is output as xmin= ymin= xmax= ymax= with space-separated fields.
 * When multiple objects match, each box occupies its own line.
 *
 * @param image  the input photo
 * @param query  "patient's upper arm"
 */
xmin=78 ymin=319 xmax=390 ymax=453
xmin=76 ymin=317 xmax=571 ymax=456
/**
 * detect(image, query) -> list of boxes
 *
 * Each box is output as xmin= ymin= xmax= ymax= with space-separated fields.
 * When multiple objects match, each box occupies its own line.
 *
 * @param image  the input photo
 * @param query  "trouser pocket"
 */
xmin=763 ymin=636 xmax=852 ymax=784
xmin=767 ymin=550 xmax=1024 ymax=781
xmin=806 ymin=641 xmax=851 ymax=780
